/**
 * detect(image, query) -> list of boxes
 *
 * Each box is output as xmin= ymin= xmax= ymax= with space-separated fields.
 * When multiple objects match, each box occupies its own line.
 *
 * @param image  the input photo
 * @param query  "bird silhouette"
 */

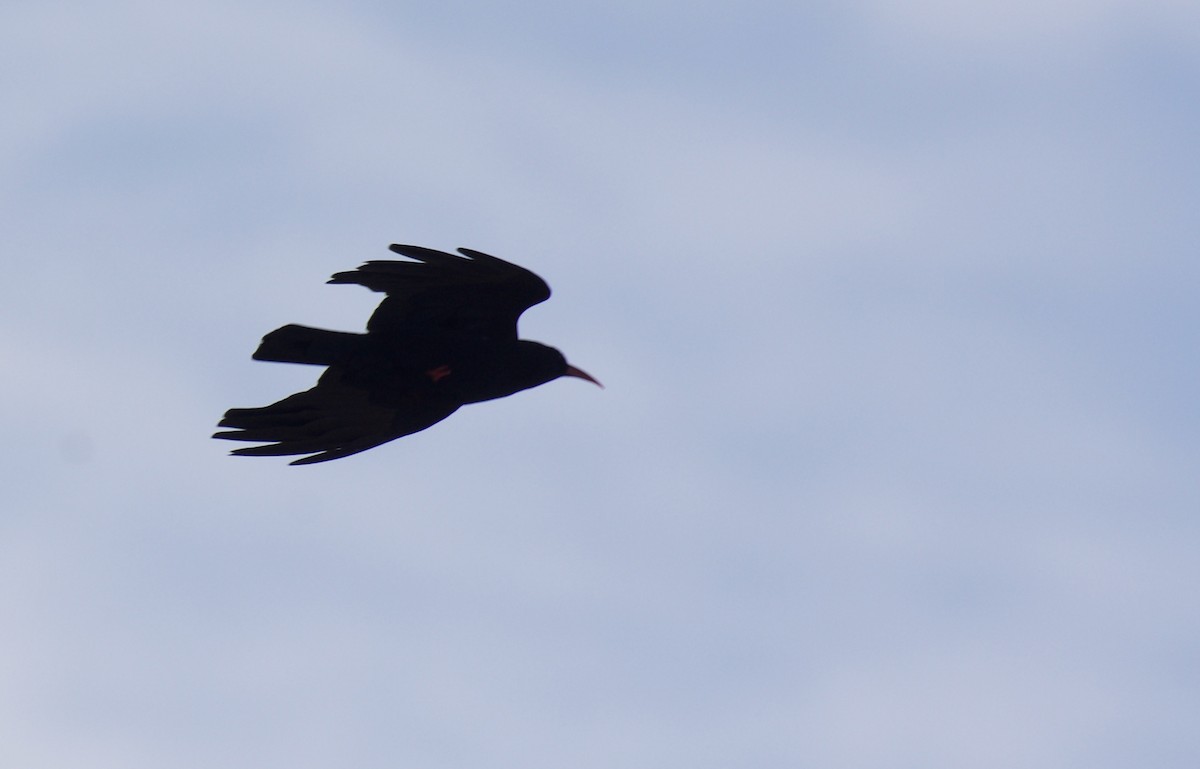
xmin=214 ymin=244 xmax=600 ymax=464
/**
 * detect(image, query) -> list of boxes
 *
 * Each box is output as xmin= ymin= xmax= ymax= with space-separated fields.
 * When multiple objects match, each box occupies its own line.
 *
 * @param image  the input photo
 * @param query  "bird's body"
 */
xmin=214 ymin=244 xmax=599 ymax=465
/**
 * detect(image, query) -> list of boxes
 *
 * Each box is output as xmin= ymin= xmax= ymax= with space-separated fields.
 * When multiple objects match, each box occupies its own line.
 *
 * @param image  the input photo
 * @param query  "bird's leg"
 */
xmin=425 ymin=364 xmax=453 ymax=383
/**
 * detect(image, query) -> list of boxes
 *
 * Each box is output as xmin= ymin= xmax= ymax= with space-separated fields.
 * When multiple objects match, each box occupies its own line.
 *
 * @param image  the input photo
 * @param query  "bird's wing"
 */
xmin=327 ymin=245 xmax=551 ymax=342
xmin=212 ymin=368 xmax=459 ymax=465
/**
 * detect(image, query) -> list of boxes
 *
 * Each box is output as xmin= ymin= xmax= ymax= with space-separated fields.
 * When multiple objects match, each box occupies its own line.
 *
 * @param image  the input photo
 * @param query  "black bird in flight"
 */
xmin=214 ymin=244 xmax=601 ymax=465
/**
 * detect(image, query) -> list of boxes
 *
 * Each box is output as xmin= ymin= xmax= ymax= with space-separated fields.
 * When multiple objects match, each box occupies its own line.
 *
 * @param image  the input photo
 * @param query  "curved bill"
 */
xmin=565 ymin=364 xmax=603 ymax=388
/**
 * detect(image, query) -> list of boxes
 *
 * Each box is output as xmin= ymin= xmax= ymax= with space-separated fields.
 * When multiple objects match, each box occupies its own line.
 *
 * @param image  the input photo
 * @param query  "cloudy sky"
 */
xmin=3 ymin=0 xmax=1199 ymax=767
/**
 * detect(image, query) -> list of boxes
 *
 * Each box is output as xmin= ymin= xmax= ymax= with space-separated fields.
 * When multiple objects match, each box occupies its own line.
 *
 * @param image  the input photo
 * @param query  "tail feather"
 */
xmin=252 ymin=324 xmax=364 ymax=366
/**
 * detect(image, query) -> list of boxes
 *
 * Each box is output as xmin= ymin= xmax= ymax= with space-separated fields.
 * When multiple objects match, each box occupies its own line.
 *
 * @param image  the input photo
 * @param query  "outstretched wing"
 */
xmin=327 ymin=245 xmax=551 ymax=342
xmin=212 ymin=368 xmax=459 ymax=465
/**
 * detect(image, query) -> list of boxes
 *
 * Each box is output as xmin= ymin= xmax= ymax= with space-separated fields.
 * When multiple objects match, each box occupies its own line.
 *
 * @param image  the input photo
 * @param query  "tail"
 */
xmin=252 ymin=324 xmax=365 ymax=366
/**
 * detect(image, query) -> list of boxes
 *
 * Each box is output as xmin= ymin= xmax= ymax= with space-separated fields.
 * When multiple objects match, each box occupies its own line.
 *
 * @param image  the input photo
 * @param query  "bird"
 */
xmin=213 ymin=244 xmax=601 ymax=465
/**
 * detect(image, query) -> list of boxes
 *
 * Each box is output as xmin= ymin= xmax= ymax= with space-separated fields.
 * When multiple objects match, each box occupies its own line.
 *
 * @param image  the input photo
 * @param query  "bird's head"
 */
xmin=519 ymin=342 xmax=603 ymax=389
xmin=457 ymin=341 xmax=601 ymax=404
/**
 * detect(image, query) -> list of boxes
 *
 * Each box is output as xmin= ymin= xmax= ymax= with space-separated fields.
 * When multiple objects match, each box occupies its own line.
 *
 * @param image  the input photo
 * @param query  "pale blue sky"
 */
xmin=3 ymin=1 xmax=1198 ymax=767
